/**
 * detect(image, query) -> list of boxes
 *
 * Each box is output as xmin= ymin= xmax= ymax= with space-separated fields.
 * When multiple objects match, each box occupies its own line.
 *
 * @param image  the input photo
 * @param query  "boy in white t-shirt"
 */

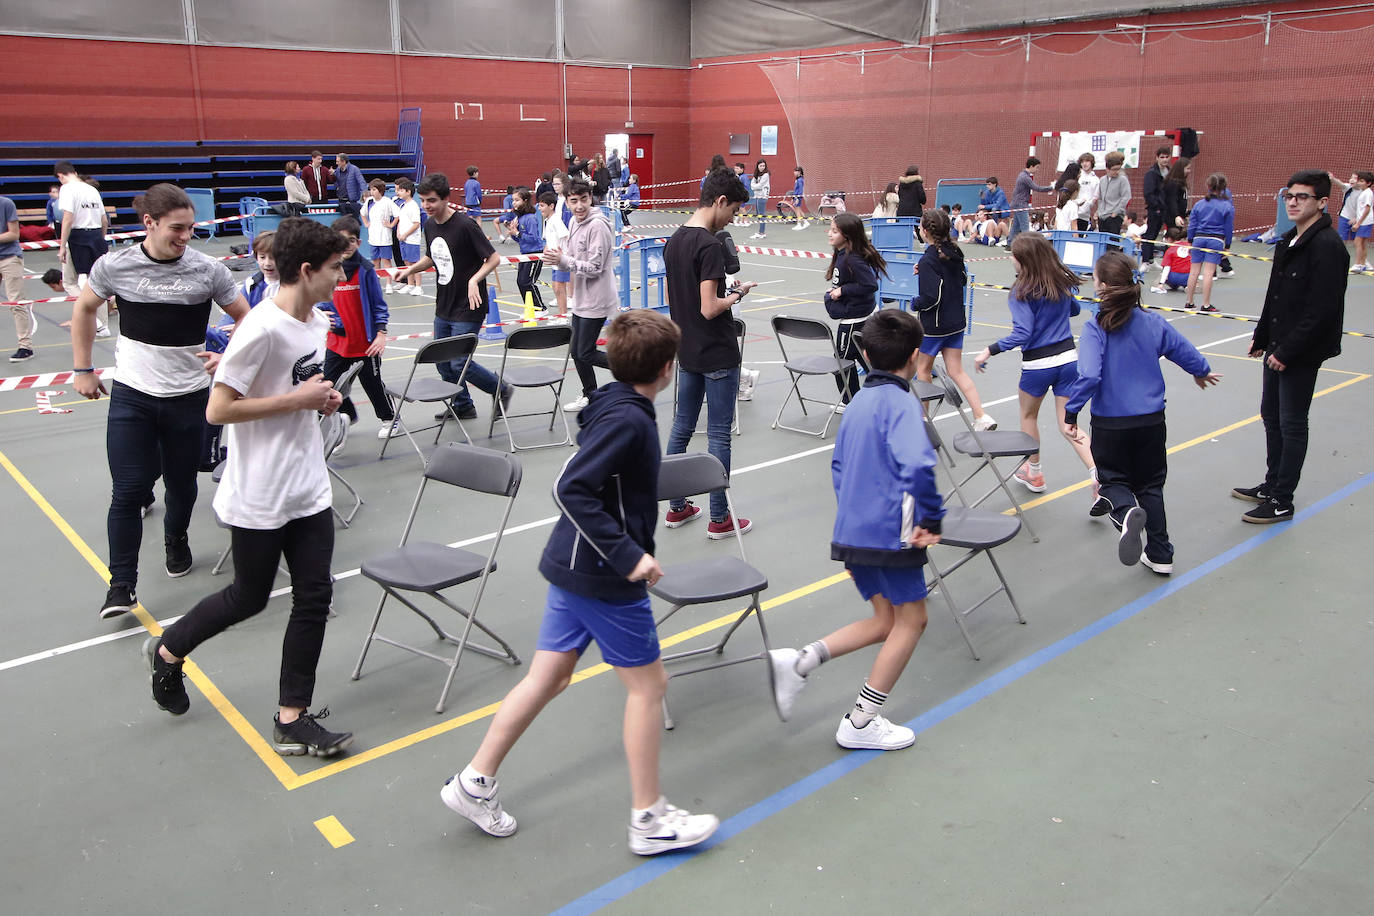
xmin=1349 ymin=171 xmax=1373 ymax=273
xmin=362 ymin=179 xmax=399 ymax=292
xmin=394 ymin=177 xmax=425 ymax=295
xmin=144 ymin=217 xmax=357 ymax=759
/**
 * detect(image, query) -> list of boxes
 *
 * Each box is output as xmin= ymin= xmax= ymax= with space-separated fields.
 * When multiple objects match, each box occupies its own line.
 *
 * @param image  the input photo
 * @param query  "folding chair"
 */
xmin=379 ymin=335 xmax=478 ymax=461
xmin=930 ymin=365 xmax=1040 ymax=542
xmin=675 ymin=316 xmax=747 ymax=439
xmin=653 ymin=453 xmax=773 ymax=729
xmin=320 ymin=360 xmax=365 ymax=526
xmin=487 ymin=325 xmax=574 ymax=451
xmin=351 ymin=443 xmax=523 ymax=713
xmin=922 ymin=418 xmax=1027 ymax=660
xmin=769 ymin=314 xmax=855 ymax=438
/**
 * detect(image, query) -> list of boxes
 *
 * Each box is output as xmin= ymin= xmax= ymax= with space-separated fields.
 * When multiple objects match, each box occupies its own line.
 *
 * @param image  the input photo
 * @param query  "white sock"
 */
xmin=795 ymin=640 xmax=830 ymax=676
xmin=849 ymin=681 xmax=889 ymax=728
xmin=1028 ymin=461 xmax=1042 ymax=474
xmin=631 ymin=795 xmax=667 ymax=828
xmin=461 ymin=764 xmax=494 ymax=795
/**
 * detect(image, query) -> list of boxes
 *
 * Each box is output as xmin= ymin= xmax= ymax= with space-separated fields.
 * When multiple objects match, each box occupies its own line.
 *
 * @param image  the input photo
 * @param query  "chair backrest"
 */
xmin=657 ymin=452 xmax=729 ymax=502
xmin=932 ymin=365 xmax=964 ymax=409
xmin=922 ymin=415 xmax=946 ymax=454
xmin=772 ymin=314 xmax=834 ymax=343
xmin=332 ymin=359 xmax=365 ymax=399
xmin=319 ymin=409 xmax=348 ymax=457
xmin=506 ymin=325 xmax=572 ymax=351
xmin=417 ymin=334 xmax=479 ymax=366
xmin=733 ymin=317 xmax=746 ymax=339
xmin=424 ymin=442 xmax=522 ymax=497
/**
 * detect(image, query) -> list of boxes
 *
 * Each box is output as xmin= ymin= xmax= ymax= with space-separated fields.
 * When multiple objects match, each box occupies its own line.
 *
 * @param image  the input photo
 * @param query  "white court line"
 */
xmin=739 ymin=258 xmax=823 ymax=273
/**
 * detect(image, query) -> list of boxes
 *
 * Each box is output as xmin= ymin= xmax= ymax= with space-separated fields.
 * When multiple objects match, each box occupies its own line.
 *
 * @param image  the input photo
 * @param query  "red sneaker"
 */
xmin=665 ymin=501 xmax=702 ymax=528
xmin=706 ymin=515 xmax=753 ymax=539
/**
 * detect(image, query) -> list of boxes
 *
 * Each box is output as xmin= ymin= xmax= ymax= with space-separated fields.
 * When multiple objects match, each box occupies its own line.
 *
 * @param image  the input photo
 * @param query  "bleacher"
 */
xmin=0 ymin=109 xmax=424 ymax=235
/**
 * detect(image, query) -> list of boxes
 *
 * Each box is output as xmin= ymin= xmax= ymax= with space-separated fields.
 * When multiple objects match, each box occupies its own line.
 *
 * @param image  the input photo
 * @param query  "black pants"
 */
xmin=1142 ymin=209 xmax=1165 ymax=263
xmin=516 ymin=260 xmax=546 ymax=311
xmin=834 ymin=320 xmax=870 ymax=403
xmin=1260 ymin=362 xmax=1320 ymax=506
xmin=1091 ymin=419 xmax=1172 ymax=564
xmin=323 ymin=351 xmax=394 ymax=423
xmin=106 ymin=382 xmax=207 ymax=588
xmin=339 ymin=200 xmax=361 ymax=222
xmin=1098 ymin=214 xmax=1124 ymax=237
xmin=67 ymin=226 xmax=108 ymax=276
xmin=570 ymin=314 xmax=611 ymax=397
xmin=161 ymin=508 xmax=335 ymax=709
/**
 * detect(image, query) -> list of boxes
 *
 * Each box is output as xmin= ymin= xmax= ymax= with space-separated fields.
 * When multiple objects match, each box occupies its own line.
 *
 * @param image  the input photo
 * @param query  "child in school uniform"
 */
xmin=542 ymin=178 xmax=573 ymax=313
xmin=496 ymin=185 xmax=515 ymax=244
xmin=824 ymin=212 xmax=884 ymax=406
xmin=507 ymin=188 xmax=547 ymax=311
xmin=441 ymin=309 xmax=720 ymax=856
xmin=622 ymin=174 xmax=641 ymax=226
xmin=361 ymin=179 xmax=398 ymax=292
xmin=393 ymin=177 xmax=425 ymax=296
xmin=769 ymin=308 xmax=944 ymax=750
xmin=1054 ymin=180 xmax=1080 ymax=232
xmin=1151 ymin=225 xmax=1192 ymax=293
xmin=1064 ymin=251 xmax=1220 ymax=574
xmin=974 ymin=233 xmax=1098 ymax=508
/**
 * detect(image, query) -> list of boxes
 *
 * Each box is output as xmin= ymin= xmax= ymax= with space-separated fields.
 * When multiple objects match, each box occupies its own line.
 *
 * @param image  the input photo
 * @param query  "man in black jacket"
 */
xmin=1140 ymin=146 xmax=1172 ymax=266
xmin=1233 ymin=170 xmax=1348 ymax=523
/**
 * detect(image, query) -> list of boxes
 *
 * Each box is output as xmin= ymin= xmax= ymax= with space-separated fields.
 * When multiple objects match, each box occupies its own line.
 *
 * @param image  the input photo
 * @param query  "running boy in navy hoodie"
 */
xmin=769 ymin=309 xmax=944 ymax=751
xmin=442 ymin=309 xmax=720 ymax=856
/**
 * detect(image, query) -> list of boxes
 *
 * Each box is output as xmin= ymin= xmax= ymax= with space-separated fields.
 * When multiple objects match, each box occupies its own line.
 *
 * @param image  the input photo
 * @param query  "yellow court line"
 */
xmin=1015 ymin=372 xmax=1371 ymax=511
xmin=314 ymin=815 xmax=355 ymax=848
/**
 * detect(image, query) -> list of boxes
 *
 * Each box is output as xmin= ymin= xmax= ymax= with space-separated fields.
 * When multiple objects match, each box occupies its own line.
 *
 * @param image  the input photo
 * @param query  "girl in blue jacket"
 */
xmin=913 ymin=209 xmax=996 ymax=431
xmin=974 ymin=233 xmax=1096 ymax=501
xmin=1184 ymin=172 xmax=1235 ymax=313
xmin=1064 ymin=251 xmax=1220 ymax=573
xmin=825 ymin=212 xmax=886 ymax=405
xmin=508 ymin=188 xmax=547 ymax=311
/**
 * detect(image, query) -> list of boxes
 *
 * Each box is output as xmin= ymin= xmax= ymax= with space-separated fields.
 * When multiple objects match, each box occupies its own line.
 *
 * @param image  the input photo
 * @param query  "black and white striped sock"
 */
xmin=849 ymin=681 xmax=888 ymax=728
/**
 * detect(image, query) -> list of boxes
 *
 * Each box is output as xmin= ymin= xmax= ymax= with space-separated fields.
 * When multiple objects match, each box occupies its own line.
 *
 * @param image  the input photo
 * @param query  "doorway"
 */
xmin=628 ymin=133 xmax=653 ymax=200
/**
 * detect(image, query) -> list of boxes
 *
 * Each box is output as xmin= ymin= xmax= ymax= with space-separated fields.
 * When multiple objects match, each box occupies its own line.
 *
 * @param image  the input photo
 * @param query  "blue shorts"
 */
xmin=919 ymin=331 xmax=965 ymax=356
xmin=467 ymin=205 xmax=483 ymax=219
xmin=1190 ymin=236 xmax=1225 ymax=265
xmin=848 ymin=564 xmax=928 ymax=604
xmin=552 ymin=269 xmax=571 ymax=283
xmin=1357 ymin=224 xmax=1373 ymax=240
xmin=399 ymin=241 xmax=422 ymax=264
xmin=1019 ymin=360 xmax=1079 ymax=398
xmin=1338 ymin=216 xmax=1354 ymax=241
xmin=1166 ymin=271 xmax=1189 ymax=288
xmin=536 ymin=584 xmax=660 ymax=667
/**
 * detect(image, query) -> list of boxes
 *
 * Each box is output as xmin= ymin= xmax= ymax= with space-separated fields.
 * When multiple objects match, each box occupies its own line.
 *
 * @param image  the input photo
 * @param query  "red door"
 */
xmin=628 ymin=134 xmax=653 ymax=202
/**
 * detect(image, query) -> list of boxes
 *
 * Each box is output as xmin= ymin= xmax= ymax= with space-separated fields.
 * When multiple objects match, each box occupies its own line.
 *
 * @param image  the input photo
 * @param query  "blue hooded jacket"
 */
xmin=831 ymin=372 xmax=944 ymax=567
xmin=539 ymin=382 xmax=662 ymax=601
xmin=315 ymin=253 xmax=389 ymax=344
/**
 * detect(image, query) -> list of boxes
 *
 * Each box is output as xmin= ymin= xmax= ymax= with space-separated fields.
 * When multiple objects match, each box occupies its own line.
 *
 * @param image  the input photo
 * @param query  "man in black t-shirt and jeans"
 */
xmin=395 ymin=173 xmax=511 ymax=419
xmin=663 ymin=167 xmax=757 ymax=538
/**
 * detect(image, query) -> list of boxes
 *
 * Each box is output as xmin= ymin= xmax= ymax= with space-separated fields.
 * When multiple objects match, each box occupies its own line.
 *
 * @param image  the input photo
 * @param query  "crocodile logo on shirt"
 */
xmin=291 ymin=353 xmax=323 ymax=385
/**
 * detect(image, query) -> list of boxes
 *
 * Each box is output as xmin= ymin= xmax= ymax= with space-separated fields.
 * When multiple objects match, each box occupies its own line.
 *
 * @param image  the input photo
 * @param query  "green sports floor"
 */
xmin=1 ymin=216 xmax=1370 ymax=915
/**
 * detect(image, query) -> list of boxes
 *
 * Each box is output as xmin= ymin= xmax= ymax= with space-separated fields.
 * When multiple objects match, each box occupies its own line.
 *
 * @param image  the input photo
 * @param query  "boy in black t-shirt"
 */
xmin=394 ymin=173 xmax=511 ymax=420
xmin=663 ymin=167 xmax=757 ymax=538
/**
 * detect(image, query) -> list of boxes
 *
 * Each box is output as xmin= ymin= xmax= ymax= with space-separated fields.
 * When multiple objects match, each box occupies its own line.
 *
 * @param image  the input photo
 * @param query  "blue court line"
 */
xmin=549 ymin=470 xmax=1374 ymax=916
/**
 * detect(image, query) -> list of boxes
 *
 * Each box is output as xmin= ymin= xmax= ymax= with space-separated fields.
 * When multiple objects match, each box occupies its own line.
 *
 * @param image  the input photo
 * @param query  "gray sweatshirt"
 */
xmin=557 ymin=209 xmax=619 ymax=318
xmin=1097 ymin=172 xmax=1131 ymax=218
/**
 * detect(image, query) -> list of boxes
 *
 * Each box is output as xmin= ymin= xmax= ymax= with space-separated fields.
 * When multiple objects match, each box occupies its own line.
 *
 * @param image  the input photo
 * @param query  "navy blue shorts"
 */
xmin=1357 ymin=224 xmax=1373 ymax=240
xmin=919 ymin=331 xmax=965 ymax=356
xmin=848 ymin=563 xmax=928 ymax=604
xmin=1019 ymin=360 xmax=1078 ymax=398
xmin=1338 ymin=216 xmax=1354 ymax=241
xmin=535 ymin=584 xmax=660 ymax=667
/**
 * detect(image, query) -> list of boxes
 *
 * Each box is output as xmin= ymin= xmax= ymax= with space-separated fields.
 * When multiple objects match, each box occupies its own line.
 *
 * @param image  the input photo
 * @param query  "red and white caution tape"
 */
xmin=34 ymin=390 xmax=72 ymax=414
xmin=737 ymin=245 xmax=831 ymax=259
xmin=0 ymin=367 xmax=114 ymax=393
xmin=20 ymin=214 xmax=249 ymax=251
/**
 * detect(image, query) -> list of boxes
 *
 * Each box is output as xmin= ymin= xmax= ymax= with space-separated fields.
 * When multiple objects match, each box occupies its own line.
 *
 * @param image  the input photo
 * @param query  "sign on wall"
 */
xmin=761 ymin=125 xmax=778 ymax=156
xmin=1056 ymin=131 xmax=1143 ymax=170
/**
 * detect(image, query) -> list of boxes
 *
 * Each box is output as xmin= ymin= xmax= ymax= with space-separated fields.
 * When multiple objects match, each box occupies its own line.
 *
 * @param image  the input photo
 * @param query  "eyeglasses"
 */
xmin=1281 ymin=192 xmax=1320 ymax=202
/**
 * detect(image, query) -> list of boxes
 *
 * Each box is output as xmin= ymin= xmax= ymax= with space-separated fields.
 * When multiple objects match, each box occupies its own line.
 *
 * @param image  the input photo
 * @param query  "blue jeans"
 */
xmin=106 ymin=381 xmax=208 ymax=588
xmin=667 ymin=367 xmax=739 ymax=522
xmin=433 ymin=316 xmax=505 ymax=411
xmin=753 ymin=199 xmax=767 ymax=234
xmin=1007 ymin=209 xmax=1029 ymax=244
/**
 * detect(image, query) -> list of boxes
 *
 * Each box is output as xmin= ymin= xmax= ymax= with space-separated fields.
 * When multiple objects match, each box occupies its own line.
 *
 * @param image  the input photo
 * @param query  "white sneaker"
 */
xmin=441 ymin=772 xmax=517 ymax=837
xmin=835 ymin=713 xmax=915 ymax=750
xmin=408 ymin=285 xmax=424 ymax=296
xmin=792 ymin=222 xmax=806 ymax=231
xmin=628 ymin=799 xmax=719 ymax=856
xmin=1141 ymin=555 xmax=1173 ymax=575
xmin=376 ymin=419 xmax=403 ymax=439
xmin=95 ymin=323 xmax=111 ymax=339
xmin=996 ymin=237 xmax=1008 ymax=247
xmin=331 ymin=416 xmax=351 ymax=457
xmin=802 ymin=220 xmax=811 ymax=229
xmin=768 ymin=649 xmax=807 ymax=721
xmin=385 ymin=284 xmax=396 ymax=294
xmin=749 ymin=232 xmax=764 ymax=240
xmin=1149 ymin=285 xmax=1167 ymax=294
xmin=563 ymin=395 xmax=589 ymax=413
xmin=972 ymin=413 xmax=998 ymax=431
xmin=1218 ymin=269 xmax=1236 ymax=279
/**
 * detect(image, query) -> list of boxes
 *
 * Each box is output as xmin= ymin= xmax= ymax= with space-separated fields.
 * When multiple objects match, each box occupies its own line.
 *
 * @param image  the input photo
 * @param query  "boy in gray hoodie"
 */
xmin=544 ymin=178 xmax=617 ymax=412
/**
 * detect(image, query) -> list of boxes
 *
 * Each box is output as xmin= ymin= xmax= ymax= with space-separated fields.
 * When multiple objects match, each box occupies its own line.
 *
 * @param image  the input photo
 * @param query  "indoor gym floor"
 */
xmin=1 ymin=216 xmax=1370 ymax=915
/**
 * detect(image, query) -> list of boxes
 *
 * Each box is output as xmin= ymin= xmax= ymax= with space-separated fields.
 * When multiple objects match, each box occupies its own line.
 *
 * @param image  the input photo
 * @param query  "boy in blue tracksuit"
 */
xmin=980 ymin=177 xmax=1009 ymax=222
xmin=622 ymin=175 xmax=641 ymax=225
xmin=1064 ymin=251 xmax=1220 ymax=575
xmin=769 ymin=309 xmax=944 ymax=751
xmin=442 ymin=310 xmax=720 ymax=857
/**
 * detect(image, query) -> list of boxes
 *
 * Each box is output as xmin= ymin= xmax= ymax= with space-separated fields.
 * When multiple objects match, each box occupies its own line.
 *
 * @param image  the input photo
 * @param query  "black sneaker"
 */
xmin=100 ymin=583 xmax=137 ymax=620
xmin=435 ymin=404 xmax=479 ymax=421
xmin=272 ymin=708 xmax=354 ymax=757
xmin=8 ymin=348 xmax=34 ymax=362
xmin=1242 ymin=497 xmax=1293 ymax=524
xmin=165 ymin=535 xmax=192 ymax=578
xmin=1199 ymin=304 xmax=1219 ymax=313
xmin=143 ymin=635 xmax=190 ymax=715
xmin=1231 ymin=483 xmax=1269 ymax=503
xmin=1117 ymin=506 xmax=1146 ymax=566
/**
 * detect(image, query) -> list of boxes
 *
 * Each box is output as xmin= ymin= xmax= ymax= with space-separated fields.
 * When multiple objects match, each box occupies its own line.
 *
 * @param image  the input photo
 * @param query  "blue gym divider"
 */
xmin=865 ymin=216 xmax=920 ymax=252
xmin=934 ymin=178 xmax=987 ymax=217
xmin=875 ymin=249 xmax=921 ymax=308
xmin=1043 ymin=229 xmax=1139 ymax=273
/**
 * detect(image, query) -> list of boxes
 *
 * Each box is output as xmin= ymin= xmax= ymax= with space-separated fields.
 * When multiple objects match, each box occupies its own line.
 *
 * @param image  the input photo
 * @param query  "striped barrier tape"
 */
xmin=35 ymin=390 xmax=71 ymax=414
xmin=19 ymin=214 xmax=249 ymax=251
xmin=0 ymin=367 xmax=114 ymax=393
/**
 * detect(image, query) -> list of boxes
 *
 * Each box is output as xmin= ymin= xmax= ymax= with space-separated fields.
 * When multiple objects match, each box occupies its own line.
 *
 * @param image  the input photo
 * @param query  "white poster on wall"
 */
xmin=1057 ymin=131 xmax=1144 ymax=170
xmin=761 ymin=125 xmax=778 ymax=156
